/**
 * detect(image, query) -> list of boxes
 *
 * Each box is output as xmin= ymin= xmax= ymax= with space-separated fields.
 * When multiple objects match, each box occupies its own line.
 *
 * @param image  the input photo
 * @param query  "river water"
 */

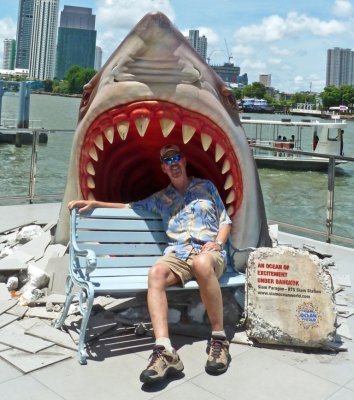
xmin=0 ymin=94 xmax=353 ymax=242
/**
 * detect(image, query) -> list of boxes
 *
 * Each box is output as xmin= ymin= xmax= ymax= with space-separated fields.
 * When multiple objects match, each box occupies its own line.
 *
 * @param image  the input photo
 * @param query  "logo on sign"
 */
xmin=296 ymin=302 xmax=321 ymax=329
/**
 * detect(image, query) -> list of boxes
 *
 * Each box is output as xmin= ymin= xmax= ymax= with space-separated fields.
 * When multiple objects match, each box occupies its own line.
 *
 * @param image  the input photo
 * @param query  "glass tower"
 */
xmin=55 ymin=6 xmax=97 ymax=79
xmin=15 ymin=0 xmax=34 ymax=69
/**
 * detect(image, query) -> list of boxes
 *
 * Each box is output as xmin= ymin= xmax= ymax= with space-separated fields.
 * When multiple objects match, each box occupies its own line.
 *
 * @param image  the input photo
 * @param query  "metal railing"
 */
xmin=0 ymin=134 xmax=353 ymax=246
xmin=249 ymin=143 xmax=354 ymax=246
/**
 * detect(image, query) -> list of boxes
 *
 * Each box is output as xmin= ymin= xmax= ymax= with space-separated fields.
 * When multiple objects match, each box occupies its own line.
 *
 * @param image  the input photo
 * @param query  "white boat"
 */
xmin=241 ymin=117 xmax=347 ymax=171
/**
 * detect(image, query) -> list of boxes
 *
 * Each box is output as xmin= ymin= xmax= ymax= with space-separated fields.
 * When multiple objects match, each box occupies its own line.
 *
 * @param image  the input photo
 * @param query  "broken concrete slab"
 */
xmin=336 ymin=306 xmax=354 ymax=318
xmin=33 ymin=244 xmax=67 ymax=269
xmin=0 ymin=345 xmax=72 ymax=373
xmin=18 ymin=230 xmax=51 ymax=260
xmin=0 ymin=326 xmax=55 ymax=353
xmin=6 ymin=305 xmax=28 ymax=318
xmin=0 ymin=256 xmax=28 ymax=272
xmin=336 ymin=319 xmax=352 ymax=340
xmin=0 ymin=343 xmax=10 ymax=352
xmin=103 ymin=297 xmax=138 ymax=312
xmin=246 ymin=246 xmax=337 ymax=348
xmin=0 ymin=283 xmax=11 ymax=300
xmin=26 ymin=306 xmax=61 ymax=320
xmin=0 ymin=313 xmax=19 ymax=329
xmin=25 ymin=319 xmax=77 ymax=351
xmin=65 ymin=312 xmax=118 ymax=344
xmin=44 ymin=254 xmax=69 ymax=295
xmin=332 ymin=274 xmax=352 ymax=288
xmin=0 ymin=299 xmax=18 ymax=315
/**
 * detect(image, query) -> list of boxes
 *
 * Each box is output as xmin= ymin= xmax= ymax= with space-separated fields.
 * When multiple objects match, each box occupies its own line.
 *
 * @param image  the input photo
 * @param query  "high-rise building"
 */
xmin=3 ymin=39 xmax=16 ymax=70
xmin=259 ymin=74 xmax=272 ymax=87
xmin=15 ymin=0 xmax=34 ymax=69
xmin=29 ymin=0 xmax=59 ymax=80
xmin=55 ymin=6 xmax=97 ymax=79
xmin=326 ymin=47 xmax=354 ymax=87
xmin=187 ymin=30 xmax=207 ymax=61
xmin=211 ymin=63 xmax=240 ymax=85
xmin=94 ymin=46 xmax=102 ymax=71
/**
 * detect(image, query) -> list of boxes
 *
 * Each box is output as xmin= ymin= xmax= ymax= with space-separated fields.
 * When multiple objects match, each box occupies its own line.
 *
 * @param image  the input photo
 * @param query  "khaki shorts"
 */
xmin=155 ymin=250 xmax=226 ymax=287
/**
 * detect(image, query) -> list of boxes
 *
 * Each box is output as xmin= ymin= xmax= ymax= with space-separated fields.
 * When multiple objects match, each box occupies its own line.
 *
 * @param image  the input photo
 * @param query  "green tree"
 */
xmin=65 ymin=65 xmax=96 ymax=94
xmin=243 ymin=82 xmax=266 ymax=99
xmin=320 ymin=85 xmax=342 ymax=108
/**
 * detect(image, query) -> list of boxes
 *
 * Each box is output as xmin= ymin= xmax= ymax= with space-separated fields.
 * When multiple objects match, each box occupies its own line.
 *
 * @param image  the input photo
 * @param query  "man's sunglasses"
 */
xmin=162 ymin=153 xmax=182 ymax=165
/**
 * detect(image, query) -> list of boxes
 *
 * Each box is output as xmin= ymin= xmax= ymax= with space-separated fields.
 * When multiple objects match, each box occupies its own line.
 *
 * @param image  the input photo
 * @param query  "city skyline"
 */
xmin=1 ymin=0 xmax=354 ymax=93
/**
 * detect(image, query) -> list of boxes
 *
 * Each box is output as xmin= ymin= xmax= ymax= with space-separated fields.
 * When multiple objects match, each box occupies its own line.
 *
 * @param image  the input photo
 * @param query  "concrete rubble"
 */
xmin=0 ymin=221 xmax=352 ymax=374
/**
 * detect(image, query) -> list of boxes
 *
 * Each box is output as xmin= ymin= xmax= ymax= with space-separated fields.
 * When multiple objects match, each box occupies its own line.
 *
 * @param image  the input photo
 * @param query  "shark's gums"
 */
xmin=55 ymin=12 xmax=271 ymax=271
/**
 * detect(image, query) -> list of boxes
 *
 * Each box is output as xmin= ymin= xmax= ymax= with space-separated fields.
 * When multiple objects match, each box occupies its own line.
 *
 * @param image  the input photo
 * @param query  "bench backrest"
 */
xmin=71 ymin=207 xmax=237 ymax=277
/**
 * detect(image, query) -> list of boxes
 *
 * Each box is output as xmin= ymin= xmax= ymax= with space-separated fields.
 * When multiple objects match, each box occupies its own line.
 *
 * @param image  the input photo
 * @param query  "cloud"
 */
xmin=96 ymin=0 xmax=175 ymax=62
xmin=332 ymin=0 xmax=353 ymax=17
xmin=232 ymin=44 xmax=254 ymax=57
xmin=270 ymin=46 xmax=291 ymax=56
xmin=268 ymin=57 xmax=282 ymax=65
xmin=0 ymin=18 xmax=17 ymax=63
xmin=234 ymin=12 xmax=347 ymax=43
xmin=96 ymin=0 xmax=175 ymax=29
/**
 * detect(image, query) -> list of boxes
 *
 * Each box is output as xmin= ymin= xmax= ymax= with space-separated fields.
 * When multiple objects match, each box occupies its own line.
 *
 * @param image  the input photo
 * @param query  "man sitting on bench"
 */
xmin=68 ymin=144 xmax=232 ymax=383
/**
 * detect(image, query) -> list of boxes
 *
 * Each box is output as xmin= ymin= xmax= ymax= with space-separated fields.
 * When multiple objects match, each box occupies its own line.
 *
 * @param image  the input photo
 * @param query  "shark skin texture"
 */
xmin=55 ymin=12 xmax=271 ymax=271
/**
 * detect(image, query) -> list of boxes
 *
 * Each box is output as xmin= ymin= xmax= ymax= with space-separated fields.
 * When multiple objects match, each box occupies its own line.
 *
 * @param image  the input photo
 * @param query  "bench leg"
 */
xmin=54 ymin=276 xmax=75 ymax=329
xmin=77 ymin=286 xmax=95 ymax=365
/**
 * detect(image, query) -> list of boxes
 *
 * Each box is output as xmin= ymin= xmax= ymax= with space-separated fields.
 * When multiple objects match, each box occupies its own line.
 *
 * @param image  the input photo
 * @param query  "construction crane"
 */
xmin=224 ymin=39 xmax=233 ymax=63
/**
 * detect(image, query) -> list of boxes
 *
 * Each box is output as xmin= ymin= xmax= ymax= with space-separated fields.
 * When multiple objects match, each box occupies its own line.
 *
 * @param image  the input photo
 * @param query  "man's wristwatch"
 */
xmin=215 ymin=240 xmax=224 ymax=249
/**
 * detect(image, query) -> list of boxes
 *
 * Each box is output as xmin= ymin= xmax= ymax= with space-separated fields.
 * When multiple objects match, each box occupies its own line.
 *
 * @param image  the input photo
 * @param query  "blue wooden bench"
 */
xmin=55 ymin=208 xmax=251 ymax=364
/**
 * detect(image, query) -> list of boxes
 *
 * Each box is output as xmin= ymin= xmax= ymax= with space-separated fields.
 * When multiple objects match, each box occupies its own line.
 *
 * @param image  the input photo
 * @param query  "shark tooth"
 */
xmin=159 ymin=118 xmax=175 ymax=137
xmin=182 ymin=124 xmax=196 ymax=144
xmin=104 ymin=126 xmax=114 ymax=143
xmin=86 ymin=162 xmax=95 ymax=176
xmin=117 ymin=121 xmax=129 ymax=140
xmin=135 ymin=117 xmax=150 ymax=137
xmin=222 ymin=159 xmax=231 ymax=174
xmin=215 ymin=144 xmax=225 ymax=162
xmin=224 ymin=175 xmax=233 ymax=190
xmin=227 ymin=206 xmax=234 ymax=216
xmin=95 ymin=134 xmax=104 ymax=150
xmin=87 ymin=176 xmax=95 ymax=189
xmin=201 ymin=133 xmax=212 ymax=151
xmin=89 ymin=147 xmax=98 ymax=161
xmin=226 ymin=190 xmax=235 ymax=204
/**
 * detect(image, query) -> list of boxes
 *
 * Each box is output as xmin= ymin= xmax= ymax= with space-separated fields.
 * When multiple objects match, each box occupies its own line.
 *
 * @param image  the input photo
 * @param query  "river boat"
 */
xmin=240 ymin=98 xmax=275 ymax=113
xmin=241 ymin=117 xmax=347 ymax=171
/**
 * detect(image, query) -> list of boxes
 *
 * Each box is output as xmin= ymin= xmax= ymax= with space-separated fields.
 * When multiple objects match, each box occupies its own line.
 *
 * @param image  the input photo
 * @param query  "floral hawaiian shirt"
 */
xmin=130 ymin=177 xmax=232 ymax=261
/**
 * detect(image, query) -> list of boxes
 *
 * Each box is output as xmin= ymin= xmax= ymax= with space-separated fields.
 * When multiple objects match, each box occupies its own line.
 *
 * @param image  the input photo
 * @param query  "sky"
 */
xmin=0 ymin=0 xmax=354 ymax=93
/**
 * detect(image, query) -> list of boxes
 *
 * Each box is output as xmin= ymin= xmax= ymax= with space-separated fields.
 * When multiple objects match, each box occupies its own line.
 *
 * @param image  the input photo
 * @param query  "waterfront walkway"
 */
xmin=0 ymin=203 xmax=353 ymax=400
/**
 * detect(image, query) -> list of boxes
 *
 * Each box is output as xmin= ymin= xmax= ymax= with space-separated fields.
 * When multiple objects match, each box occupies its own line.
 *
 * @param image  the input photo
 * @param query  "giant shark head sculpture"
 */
xmin=55 ymin=12 xmax=271 ymax=270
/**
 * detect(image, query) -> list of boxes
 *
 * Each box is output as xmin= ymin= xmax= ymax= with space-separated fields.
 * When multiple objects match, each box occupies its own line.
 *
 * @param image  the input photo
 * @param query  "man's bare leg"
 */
xmin=147 ymin=263 xmax=180 ymax=338
xmin=192 ymin=253 xmax=224 ymax=331
xmin=193 ymin=253 xmax=231 ymax=375
xmin=139 ymin=263 xmax=184 ymax=384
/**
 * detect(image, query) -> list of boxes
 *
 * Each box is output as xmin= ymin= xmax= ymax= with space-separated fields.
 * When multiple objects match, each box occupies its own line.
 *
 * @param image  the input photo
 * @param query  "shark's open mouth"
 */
xmin=79 ymin=100 xmax=242 ymax=217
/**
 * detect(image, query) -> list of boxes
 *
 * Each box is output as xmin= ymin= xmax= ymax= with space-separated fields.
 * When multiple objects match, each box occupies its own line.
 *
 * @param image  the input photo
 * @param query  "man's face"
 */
xmin=161 ymin=152 xmax=186 ymax=179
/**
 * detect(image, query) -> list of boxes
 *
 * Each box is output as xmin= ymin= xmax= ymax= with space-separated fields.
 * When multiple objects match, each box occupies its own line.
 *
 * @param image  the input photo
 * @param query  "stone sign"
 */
xmin=245 ymin=246 xmax=337 ymax=348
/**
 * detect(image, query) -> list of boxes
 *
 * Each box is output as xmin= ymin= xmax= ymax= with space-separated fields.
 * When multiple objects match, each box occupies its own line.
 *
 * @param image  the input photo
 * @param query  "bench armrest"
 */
xmin=71 ymin=208 xmax=97 ymax=277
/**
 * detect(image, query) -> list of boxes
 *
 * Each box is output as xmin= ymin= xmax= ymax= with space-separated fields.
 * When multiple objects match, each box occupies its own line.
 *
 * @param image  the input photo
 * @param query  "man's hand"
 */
xmin=201 ymin=241 xmax=222 ymax=253
xmin=68 ymin=200 xmax=96 ymax=212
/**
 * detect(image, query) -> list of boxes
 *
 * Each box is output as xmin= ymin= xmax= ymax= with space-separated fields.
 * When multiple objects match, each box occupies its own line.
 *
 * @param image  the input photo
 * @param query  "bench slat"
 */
xmin=77 ymin=243 xmax=166 ymax=256
xmin=77 ymin=272 xmax=244 ymax=293
xmin=76 ymin=218 xmax=164 ymax=231
xmin=80 ymin=208 xmax=163 ymax=219
xmin=76 ymin=230 xmax=168 ymax=243
xmin=76 ymin=255 xmax=161 ymax=268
